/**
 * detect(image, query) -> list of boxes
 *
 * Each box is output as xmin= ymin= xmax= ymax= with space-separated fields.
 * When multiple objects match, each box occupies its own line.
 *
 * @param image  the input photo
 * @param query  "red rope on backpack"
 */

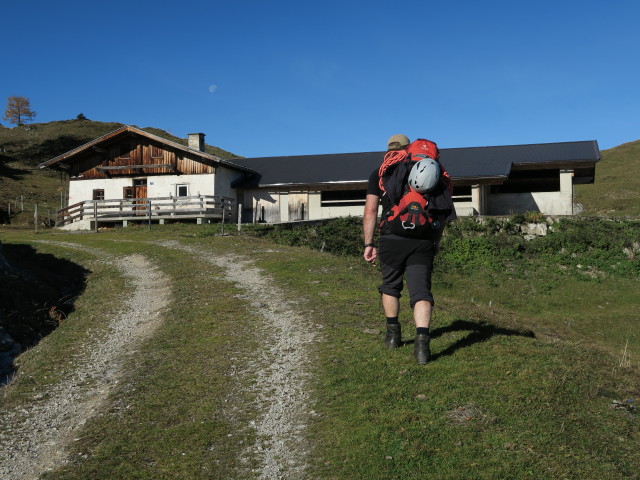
xmin=378 ymin=150 xmax=408 ymax=191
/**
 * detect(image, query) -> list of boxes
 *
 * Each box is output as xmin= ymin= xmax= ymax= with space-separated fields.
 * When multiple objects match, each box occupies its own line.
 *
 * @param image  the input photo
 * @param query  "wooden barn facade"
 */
xmin=38 ymin=126 xmax=256 ymax=229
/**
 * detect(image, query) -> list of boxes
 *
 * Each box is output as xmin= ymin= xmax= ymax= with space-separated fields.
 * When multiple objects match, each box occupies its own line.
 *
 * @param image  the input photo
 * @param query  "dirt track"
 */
xmin=0 ymin=244 xmax=170 ymax=479
xmin=0 ymin=240 xmax=316 ymax=479
xmin=160 ymin=240 xmax=318 ymax=479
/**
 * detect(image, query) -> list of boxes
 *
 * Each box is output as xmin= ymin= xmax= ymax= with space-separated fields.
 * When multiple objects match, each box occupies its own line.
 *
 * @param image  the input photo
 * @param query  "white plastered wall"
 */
xmin=68 ymin=169 xmax=249 ymax=205
xmin=149 ymin=174 xmax=215 ymax=198
xmin=487 ymin=169 xmax=574 ymax=215
xmin=242 ymin=189 xmax=366 ymax=223
xmin=308 ymin=191 xmax=366 ymax=219
xmin=451 ymin=185 xmax=482 ymax=217
xmin=68 ymin=178 xmax=132 ymax=204
xmin=215 ymin=166 xmax=247 ymax=199
xmin=69 ymin=174 xmax=217 ymax=203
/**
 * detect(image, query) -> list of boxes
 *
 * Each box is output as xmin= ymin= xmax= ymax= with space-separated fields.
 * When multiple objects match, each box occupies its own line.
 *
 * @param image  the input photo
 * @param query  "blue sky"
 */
xmin=1 ymin=0 xmax=638 ymax=157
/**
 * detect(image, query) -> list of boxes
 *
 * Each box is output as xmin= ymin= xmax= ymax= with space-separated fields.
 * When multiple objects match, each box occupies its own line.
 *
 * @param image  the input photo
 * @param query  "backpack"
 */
xmin=378 ymin=139 xmax=453 ymax=238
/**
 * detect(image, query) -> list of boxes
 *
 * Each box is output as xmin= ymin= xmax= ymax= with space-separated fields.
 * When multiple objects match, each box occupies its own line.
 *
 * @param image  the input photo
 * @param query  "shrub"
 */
xmin=241 ymin=216 xmax=366 ymax=258
xmin=241 ymin=217 xmax=640 ymax=278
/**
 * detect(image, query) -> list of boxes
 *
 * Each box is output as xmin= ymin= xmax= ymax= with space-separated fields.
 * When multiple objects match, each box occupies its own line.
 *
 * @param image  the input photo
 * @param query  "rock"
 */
xmin=521 ymin=223 xmax=548 ymax=237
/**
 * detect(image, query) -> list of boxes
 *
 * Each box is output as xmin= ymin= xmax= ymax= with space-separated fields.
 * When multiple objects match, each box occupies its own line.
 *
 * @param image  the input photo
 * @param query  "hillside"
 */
xmin=575 ymin=139 xmax=640 ymax=216
xmin=0 ymin=119 xmax=240 ymax=222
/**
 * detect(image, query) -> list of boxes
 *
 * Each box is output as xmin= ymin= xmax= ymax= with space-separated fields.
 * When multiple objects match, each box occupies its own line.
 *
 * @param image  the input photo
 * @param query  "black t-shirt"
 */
xmin=367 ymin=168 xmax=392 ymax=212
xmin=367 ymin=168 xmax=382 ymax=196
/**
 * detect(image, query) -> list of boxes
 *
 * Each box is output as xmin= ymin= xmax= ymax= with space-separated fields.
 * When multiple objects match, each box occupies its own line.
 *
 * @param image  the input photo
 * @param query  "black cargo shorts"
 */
xmin=377 ymin=234 xmax=436 ymax=308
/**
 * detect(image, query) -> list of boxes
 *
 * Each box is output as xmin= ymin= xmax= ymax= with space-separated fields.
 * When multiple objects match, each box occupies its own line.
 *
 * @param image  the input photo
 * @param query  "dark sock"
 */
xmin=416 ymin=327 xmax=430 ymax=336
xmin=386 ymin=316 xmax=399 ymax=325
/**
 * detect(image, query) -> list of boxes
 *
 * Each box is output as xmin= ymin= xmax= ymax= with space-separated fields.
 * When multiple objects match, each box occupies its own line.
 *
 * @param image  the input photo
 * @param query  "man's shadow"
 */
xmin=403 ymin=319 xmax=535 ymax=361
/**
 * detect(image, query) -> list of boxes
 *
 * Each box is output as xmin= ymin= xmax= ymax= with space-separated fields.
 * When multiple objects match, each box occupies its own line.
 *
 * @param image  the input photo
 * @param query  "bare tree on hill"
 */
xmin=4 ymin=96 xmax=37 ymax=126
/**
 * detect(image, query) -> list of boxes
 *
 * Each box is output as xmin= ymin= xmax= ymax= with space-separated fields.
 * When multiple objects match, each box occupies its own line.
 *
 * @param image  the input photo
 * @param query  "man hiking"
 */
xmin=363 ymin=134 xmax=456 ymax=364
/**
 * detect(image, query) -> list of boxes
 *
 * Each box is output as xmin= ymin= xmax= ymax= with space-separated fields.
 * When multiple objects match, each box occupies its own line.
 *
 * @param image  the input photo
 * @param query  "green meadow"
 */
xmin=1 ymin=217 xmax=637 ymax=479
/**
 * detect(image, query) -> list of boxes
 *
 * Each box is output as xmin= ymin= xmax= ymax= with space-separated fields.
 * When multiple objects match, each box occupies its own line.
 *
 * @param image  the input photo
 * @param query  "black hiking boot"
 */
xmin=414 ymin=333 xmax=431 ymax=365
xmin=385 ymin=324 xmax=402 ymax=349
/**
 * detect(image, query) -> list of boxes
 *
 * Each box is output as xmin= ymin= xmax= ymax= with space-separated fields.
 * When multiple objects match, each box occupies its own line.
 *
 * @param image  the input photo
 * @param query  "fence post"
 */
xmin=94 ymin=202 xmax=98 ymax=233
xmin=238 ymin=203 xmax=242 ymax=231
xmin=148 ymin=200 xmax=152 ymax=231
xmin=221 ymin=199 xmax=226 ymax=236
xmin=34 ymin=204 xmax=38 ymax=234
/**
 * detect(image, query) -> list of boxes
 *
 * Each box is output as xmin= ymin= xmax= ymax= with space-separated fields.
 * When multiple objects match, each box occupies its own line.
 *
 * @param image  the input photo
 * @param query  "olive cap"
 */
xmin=387 ymin=134 xmax=410 ymax=150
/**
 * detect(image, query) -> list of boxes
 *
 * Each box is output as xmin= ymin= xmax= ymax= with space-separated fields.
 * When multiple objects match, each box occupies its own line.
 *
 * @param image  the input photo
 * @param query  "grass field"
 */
xmin=575 ymin=138 xmax=640 ymax=217
xmin=1 ymin=222 xmax=638 ymax=479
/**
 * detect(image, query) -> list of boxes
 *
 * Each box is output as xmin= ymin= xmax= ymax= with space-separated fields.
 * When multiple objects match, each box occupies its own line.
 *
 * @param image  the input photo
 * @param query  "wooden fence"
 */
xmin=55 ymin=195 xmax=235 ymax=227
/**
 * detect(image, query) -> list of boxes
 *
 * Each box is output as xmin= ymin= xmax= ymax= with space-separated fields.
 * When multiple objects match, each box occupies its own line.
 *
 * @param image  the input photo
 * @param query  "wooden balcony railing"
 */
xmin=55 ymin=195 xmax=234 ymax=227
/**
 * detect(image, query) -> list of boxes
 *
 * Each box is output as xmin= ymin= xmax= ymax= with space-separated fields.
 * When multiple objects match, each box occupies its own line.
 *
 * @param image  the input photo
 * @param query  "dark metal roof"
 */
xmin=233 ymin=140 xmax=601 ymax=188
xmin=233 ymin=151 xmax=384 ymax=187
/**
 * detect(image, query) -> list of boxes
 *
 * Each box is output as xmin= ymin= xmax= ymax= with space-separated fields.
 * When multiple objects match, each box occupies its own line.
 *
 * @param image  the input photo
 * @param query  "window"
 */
xmin=490 ymin=169 xmax=560 ymax=194
xmin=452 ymin=185 xmax=472 ymax=202
xmin=118 ymin=143 xmax=131 ymax=159
xmin=93 ymin=189 xmax=105 ymax=200
xmin=151 ymin=145 xmax=163 ymax=159
xmin=176 ymin=184 xmax=188 ymax=197
xmin=320 ymin=189 xmax=367 ymax=207
xmin=123 ymin=187 xmax=134 ymax=199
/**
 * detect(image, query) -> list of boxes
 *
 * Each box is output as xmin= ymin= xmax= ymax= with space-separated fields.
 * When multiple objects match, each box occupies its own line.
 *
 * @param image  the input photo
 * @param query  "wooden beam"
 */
xmin=96 ymin=164 xmax=174 ymax=171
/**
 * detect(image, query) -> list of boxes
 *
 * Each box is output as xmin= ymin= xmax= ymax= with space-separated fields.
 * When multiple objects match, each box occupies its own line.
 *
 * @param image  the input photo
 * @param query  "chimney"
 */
xmin=188 ymin=133 xmax=205 ymax=152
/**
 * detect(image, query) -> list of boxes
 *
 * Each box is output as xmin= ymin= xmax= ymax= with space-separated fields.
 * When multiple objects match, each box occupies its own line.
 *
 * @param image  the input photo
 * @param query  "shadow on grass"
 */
xmin=1 ymin=243 xmax=88 ymax=385
xmin=0 ymin=155 xmax=28 ymax=180
xmin=403 ymin=320 xmax=535 ymax=360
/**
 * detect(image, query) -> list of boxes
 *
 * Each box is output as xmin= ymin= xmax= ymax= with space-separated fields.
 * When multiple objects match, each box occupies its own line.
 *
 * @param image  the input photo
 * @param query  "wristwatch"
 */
xmin=363 ymin=243 xmax=375 ymax=248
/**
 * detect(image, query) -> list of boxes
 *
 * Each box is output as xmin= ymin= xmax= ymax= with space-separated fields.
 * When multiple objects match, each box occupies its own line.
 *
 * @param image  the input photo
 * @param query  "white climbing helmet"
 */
xmin=408 ymin=158 xmax=441 ymax=193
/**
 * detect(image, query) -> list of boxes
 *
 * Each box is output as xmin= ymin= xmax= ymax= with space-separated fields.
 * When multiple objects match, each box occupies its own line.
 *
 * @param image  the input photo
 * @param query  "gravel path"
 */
xmin=0 ymin=240 xmax=316 ymax=479
xmin=160 ymin=241 xmax=318 ymax=480
xmin=0 ymin=243 xmax=171 ymax=480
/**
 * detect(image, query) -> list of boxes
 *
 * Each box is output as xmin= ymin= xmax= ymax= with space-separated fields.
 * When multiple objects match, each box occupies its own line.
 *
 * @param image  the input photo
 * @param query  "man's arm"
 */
xmin=363 ymin=194 xmax=380 ymax=264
